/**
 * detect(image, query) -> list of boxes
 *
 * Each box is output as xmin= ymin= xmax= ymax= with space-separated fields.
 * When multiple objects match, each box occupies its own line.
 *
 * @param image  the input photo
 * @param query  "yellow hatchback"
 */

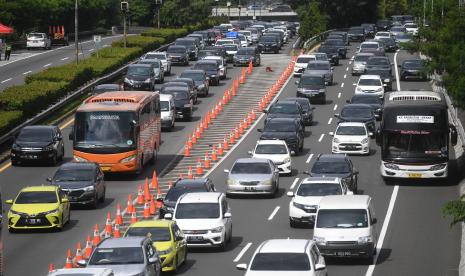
xmin=125 ymin=219 xmax=187 ymax=272
xmin=5 ymin=185 xmax=71 ymax=232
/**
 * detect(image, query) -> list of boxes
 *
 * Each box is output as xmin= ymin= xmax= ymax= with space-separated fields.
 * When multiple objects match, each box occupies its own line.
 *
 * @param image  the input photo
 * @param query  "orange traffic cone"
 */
xmin=151 ymin=170 xmax=159 ymax=189
xmin=143 ymin=200 xmax=150 ymax=218
xmin=196 ymin=158 xmax=204 ymax=175
xmin=187 ymin=166 xmax=193 ymax=179
xmin=234 ymin=126 xmax=240 ymax=139
xmin=243 ymin=118 xmax=249 ymax=129
xmin=251 ymin=109 xmax=257 ymax=120
xmin=239 ymin=121 xmax=244 ymax=134
xmin=211 ymin=146 xmax=218 ymax=161
xmin=206 ymin=110 xmax=211 ymax=124
xmin=223 ymin=136 xmax=230 ymax=150
xmin=144 ymin=178 xmax=151 ymax=201
xmin=105 ymin=212 xmax=112 ymax=235
xmin=150 ymin=196 xmax=156 ymax=215
xmin=49 ymin=263 xmax=54 ymax=273
xmin=65 ymin=249 xmax=73 ymax=269
xmin=130 ymin=210 xmax=138 ymax=224
xmin=204 ymin=152 xmax=211 ymax=169
xmin=84 ymin=235 xmax=93 ymax=259
xmin=191 ymin=132 xmax=197 ymax=144
xmin=74 ymin=241 xmax=83 ymax=264
xmin=93 ymin=224 xmax=101 ymax=246
xmin=127 ymin=194 xmax=134 ymax=213
xmin=247 ymin=112 xmax=253 ymax=124
xmin=114 ymin=223 xmax=121 ymax=238
xmin=218 ymin=101 xmax=223 ymax=111
xmin=179 ymin=172 xmax=184 ymax=179
xmin=229 ymin=131 xmax=235 ymax=144
xmin=218 ymin=142 xmax=224 ymax=155
xmin=187 ymin=136 xmax=193 ymax=149
xmin=136 ymin=185 xmax=144 ymax=205
xmin=115 ymin=203 xmax=123 ymax=225
xmin=195 ymin=126 xmax=201 ymax=139
xmin=211 ymin=107 xmax=217 ymax=119
xmin=184 ymin=144 xmax=190 ymax=157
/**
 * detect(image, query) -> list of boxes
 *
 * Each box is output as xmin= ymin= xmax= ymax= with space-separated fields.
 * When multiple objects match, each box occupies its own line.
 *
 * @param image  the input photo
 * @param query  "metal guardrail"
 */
xmin=302 ymin=29 xmax=336 ymax=50
xmin=0 ymin=43 xmax=172 ymax=147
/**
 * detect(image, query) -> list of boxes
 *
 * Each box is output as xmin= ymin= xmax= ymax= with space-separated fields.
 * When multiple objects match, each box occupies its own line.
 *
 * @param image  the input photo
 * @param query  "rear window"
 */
xmin=251 ymin=253 xmax=310 ymax=271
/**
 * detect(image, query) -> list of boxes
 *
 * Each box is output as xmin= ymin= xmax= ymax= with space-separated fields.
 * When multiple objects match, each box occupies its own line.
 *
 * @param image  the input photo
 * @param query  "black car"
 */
xmin=361 ymin=23 xmax=376 ymax=38
xmin=329 ymin=31 xmax=349 ymax=45
xmin=376 ymin=19 xmax=392 ymax=31
xmin=306 ymin=154 xmax=359 ymax=193
xmin=258 ymin=35 xmax=280 ymax=54
xmin=348 ymin=26 xmax=366 ymax=42
xmin=205 ymin=46 xmax=227 ymax=60
xmin=366 ymin=56 xmax=392 ymax=74
xmin=364 ymin=68 xmax=393 ymax=91
xmin=258 ymin=118 xmax=304 ymax=154
xmin=286 ymin=97 xmax=315 ymax=125
xmin=198 ymin=49 xmax=218 ymax=60
xmin=335 ymin=104 xmax=376 ymax=131
xmin=317 ymin=45 xmax=339 ymax=66
xmin=92 ymin=84 xmax=121 ymax=95
xmin=376 ymin=37 xmax=398 ymax=52
xmin=322 ymin=39 xmax=347 ymax=59
xmin=347 ymin=94 xmax=383 ymax=120
xmin=166 ymin=45 xmax=189 ymax=65
xmin=400 ymin=59 xmax=428 ymax=81
xmin=160 ymin=81 xmax=197 ymax=104
xmin=47 ymin=162 xmax=105 ymax=208
xmin=123 ymin=64 xmax=156 ymax=91
xmin=296 ymin=73 xmax=326 ymax=104
xmin=179 ymin=69 xmax=209 ymax=97
xmin=233 ymin=47 xmax=261 ymax=66
xmin=161 ymin=87 xmax=193 ymax=121
xmin=193 ymin=60 xmax=220 ymax=85
xmin=158 ymin=178 xmax=216 ymax=218
xmin=264 ymin=100 xmax=305 ymax=128
xmin=11 ymin=125 xmax=65 ymax=166
xmin=174 ymin=38 xmax=198 ymax=60
xmin=137 ymin=59 xmax=164 ymax=83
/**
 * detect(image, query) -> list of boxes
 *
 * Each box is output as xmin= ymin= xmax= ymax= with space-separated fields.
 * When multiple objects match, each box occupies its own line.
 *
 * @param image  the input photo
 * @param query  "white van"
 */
xmin=313 ymin=195 xmax=378 ymax=263
xmin=160 ymin=94 xmax=175 ymax=131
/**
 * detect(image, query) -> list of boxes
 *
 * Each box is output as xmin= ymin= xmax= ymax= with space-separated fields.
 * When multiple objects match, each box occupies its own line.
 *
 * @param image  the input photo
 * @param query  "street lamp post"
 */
xmin=215 ymin=0 xmax=219 ymax=16
xmin=155 ymin=0 xmax=162 ymax=29
xmin=121 ymin=1 xmax=129 ymax=48
xmin=75 ymin=0 xmax=78 ymax=64
xmin=227 ymin=1 xmax=231 ymax=20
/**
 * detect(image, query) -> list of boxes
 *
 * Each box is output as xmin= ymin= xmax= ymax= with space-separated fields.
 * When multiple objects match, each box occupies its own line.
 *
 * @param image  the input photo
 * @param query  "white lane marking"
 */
xmin=234 ymin=243 xmax=252 ymax=262
xmin=23 ymin=70 xmax=32 ymax=75
xmin=290 ymin=178 xmax=300 ymax=189
xmin=351 ymin=55 xmax=354 ymax=59
xmin=103 ymin=44 xmax=109 ymax=47
xmin=328 ymin=118 xmax=333 ymax=125
xmin=349 ymin=61 xmax=352 ymax=65
xmin=78 ymin=52 xmax=83 ymax=55
xmin=43 ymin=63 xmax=52 ymax=67
xmin=318 ymin=134 xmax=325 ymax=142
xmin=268 ymin=206 xmax=280 ymax=220
xmin=340 ymin=83 xmax=344 ymax=88
xmin=333 ymin=104 xmax=338 ymax=111
xmin=344 ymin=74 xmax=347 ymax=79
xmin=365 ymin=185 xmax=399 ymax=276
xmin=346 ymin=67 xmax=349 ymax=71
xmin=338 ymin=92 xmax=341 ymax=98
xmin=306 ymin=153 xmax=314 ymax=163
xmin=88 ymin=49 xmax=94 ymax=52
xmin=61 ymin=57 xmax=69 ymax=61
xmin=394 ymin=50 xmax=401 ymax=91
xmin=1 ymin=78 xmax=12 ymax=83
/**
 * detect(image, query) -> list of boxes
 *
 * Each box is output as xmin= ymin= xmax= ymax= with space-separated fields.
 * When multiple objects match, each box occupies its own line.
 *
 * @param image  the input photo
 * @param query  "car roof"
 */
xmin=175 ymin=178 xmax=210 ymax=186
xmin=203 ymin=56 xmax=222 ymax=60
xmin=21 ymin=185 xmax=58 ymax=192
xmin=301 ymin=177 xmax=341 ymax=184
xmin=359 ymin=74 xmax=382 ymax=80
xmin=95 ymin=84 xmax=120 ymax=89
xmin=179 ymin=192 xmax=222 ymax=203
xmin=258 ymin=239 xmax=312 ymax=253
xmin=308 ymin=60 xmax=330 ymax=65
xmin=256 ymin=139 xmax=287 ymax=145
xmin=97 ymin=237 xmax=147 ymax=248
xmin=160 ymin=94 xmax=173 ymax=101
xmin=181 ymin=69 xmax=205 ymax=74
xmin=343 ymin=103 xmax=373 ymax=109
xmin=163 ymin=86 xmax=189 ymax=92
xmin=128 ymin=219 xmax=174 ymax=228
xmin=235 ymin=157 xmax=270 ymax=164
xmin=171 ymin=78 xmax=193 ymax=83
xmin=196 ymin=60 xmax=218 ymax=65
xmin=319 ymin=195 xmax=371 ymax=209
xmin=169 ymin=45 xmax=186 ymax=49
xmin=317 ymin=154 xmax=347 ymax=161
xmin=22 ymin=125 xmax=55 ymax=131
xmin=267 ymin=117 xmax=298 ymax=123
xmin=356 ymin=52 xmax=375 ymax=57
xmin=275 ymin=99 xmax=299 ymax=105
xmin=337 ymin=122 xmax=367 ymax=127
xmin=128 ymin=63 xmax=151 ymax=68
xmin=57 ymin=162 xmax=98 ymax=170
xmin=297 ymin=54 xmax=316 ymax=58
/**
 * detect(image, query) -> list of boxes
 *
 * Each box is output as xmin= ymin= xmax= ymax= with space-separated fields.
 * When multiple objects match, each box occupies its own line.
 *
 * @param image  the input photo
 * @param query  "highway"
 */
xmin=0 ymin=37 xmax=461 ymax=276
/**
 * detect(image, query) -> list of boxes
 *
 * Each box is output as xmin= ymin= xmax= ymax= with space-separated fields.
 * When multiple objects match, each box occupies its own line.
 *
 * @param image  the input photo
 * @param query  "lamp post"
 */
xmin=227 ymin=1 xmax=231 ymax=20
xmin=75 ymin=0 xmax=78 ymax=64
xmin=155 ymin=0 xmax=162 ymax=29
xmin=238 ymin=5 xmax=242 ymax=21
xmin=215 ymin=0 xmax=219 ymax=16
xmin=121 ymin=1 xmax=129 ymax=48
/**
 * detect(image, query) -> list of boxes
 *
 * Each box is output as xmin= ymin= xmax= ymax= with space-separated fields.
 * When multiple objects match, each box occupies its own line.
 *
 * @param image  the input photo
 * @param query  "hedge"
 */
xmin=25 ymin=64 xmax=94 ymax=91
xmin=141 ymin=28 xmax=188 ymax=43
xmin=0 ymin=111 xmax=24 ymax=134
xmin=111 ymin=36 xmax=165 ymax=52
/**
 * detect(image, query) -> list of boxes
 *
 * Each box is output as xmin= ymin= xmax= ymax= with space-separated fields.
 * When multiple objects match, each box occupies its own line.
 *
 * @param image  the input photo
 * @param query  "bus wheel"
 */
xmin=151 ymin=147 xmax=158 ymax=164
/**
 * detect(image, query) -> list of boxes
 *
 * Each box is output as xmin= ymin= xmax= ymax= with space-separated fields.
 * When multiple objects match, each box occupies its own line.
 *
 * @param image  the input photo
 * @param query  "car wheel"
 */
xmin=289 ymin=218 xmax=298 ymax=228
xmin=90 ymin=193 xmax=99 ymax=209
xmin=99 ymin=187 xmax=106 ymax=203
xmin=219 ymin=236 xmax=227 ymax=251
xmin=59 ymin=146 xmax=65 ymax=161
xmin=50 ymin=153 xmax=58 ymax=166
xmin=8 ymin=227 xmax=16 ymax=233
xmin=11 ymin=159 xmax=19 ymax=166
xmin=299 ymin=140 xmax=304 ymax=153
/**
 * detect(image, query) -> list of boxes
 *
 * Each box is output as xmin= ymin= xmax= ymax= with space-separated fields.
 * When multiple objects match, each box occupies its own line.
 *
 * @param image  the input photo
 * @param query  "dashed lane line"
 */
xmin=23 ymin=71 xmax=32 ymax=75
xmin=333 ymin=104 xmax=338 ymax=111
xmin=328 ymin=118 xmax=333 ymax=125
xmin=1 ymin=78 xmax=12 ymax=83
xmin=233 ymin=242 xmax=253 ymax=262
xmin=61 ymin=57 xmax=69 ymax=61
xmin=338 ymin=92 xmax=341 ymax=98
xmin=290 ymin=178 xmax=300 ymax=189
xmin=394 ymin=50 xmax=401 ymax=91
xmin=346 ymin=67 xmax=349 ymax=72
xmin=318 ymin=134 xmax=325 ymax=142
xmin=267 ymin=206 xmax=280 ymax=221
xmin=43 ymin=63 xmax=52 ymax=67
xmin=306 ymin=153 xmax=314 ymax=163
xmin=344 ymin=74 xmax=347 ymax=79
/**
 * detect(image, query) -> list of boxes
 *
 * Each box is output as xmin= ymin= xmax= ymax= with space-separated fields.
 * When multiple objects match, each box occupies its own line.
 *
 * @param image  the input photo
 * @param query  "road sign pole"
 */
xmin=75 ymin=0 xmax=79 ymax=64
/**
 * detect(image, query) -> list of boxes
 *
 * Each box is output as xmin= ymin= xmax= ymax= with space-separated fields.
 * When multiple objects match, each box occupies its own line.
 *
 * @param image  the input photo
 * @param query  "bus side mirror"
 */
xmin=375 ymin=129 xmax=382 ymax=146
xmin=450 ymin=124 xmax=458 ymax=146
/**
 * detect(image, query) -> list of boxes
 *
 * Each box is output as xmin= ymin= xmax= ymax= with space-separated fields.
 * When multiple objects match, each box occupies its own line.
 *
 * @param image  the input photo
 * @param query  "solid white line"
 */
xmin=346 ymin=67 xmax=349 ymax=71
xmin=43 ymin=63 xmax=51 ymax=67
xmin=290 ymin=178 xmax=300 ymax=189
xmin=394 ymin=50 xmax=401 ymax=91
xmin=88 ymin=49 xmax=94 ymax=52
xmin=318 ymin=134 xmax=325 ymax=142
xmin=349 ymin=61 xmax=352 ymax=65
xmin=1 ymin=78 xmax=12 ymax=83
xmin=338 ymin=92 xmax=341 ymax=98
xmin=328 ymin=118 xmax=333 ymax=125
xmin=344 ymin=74 xmax=347 ymax=79
xmin=333 ymin=104 xmax=338 ymax=111
xmin=61 ymin=57 xmax=69 ymax=61
xmin=306 ymin=153 xmax=314 ymax=163
xmin=234 ymin=243 xmax=252 ymax=262
xmin=23 ymin=71 xmax=32 ymax=75
xmin=78 ymin=52 xmax=83 ymax=55
xmin=340 ymin=83 xmax=344 ymax=88
xmin=365 ymin=185 xmax=399 ymax=276
xmin=268 ymin=206 xmax=280 ymax=220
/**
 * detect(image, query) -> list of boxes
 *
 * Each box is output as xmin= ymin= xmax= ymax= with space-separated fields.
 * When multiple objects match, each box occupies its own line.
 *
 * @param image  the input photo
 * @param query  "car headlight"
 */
xmin=124 ymin=78 xmax=133 ymax=84
xmin=358 ymin=235 xmax=373 ymax=244
xmin=43 ymin=145 xmax=54 ymax=151
xmin=158 ymin=247 xmax=174 ymax=255
xmin=384 ymin=162 xmax=399 ymax=170
xmin=313 ymin=236 xmax=326 ymax=245
xmin=430 ymin=163 xmax=447 ymax=171
xmin=384 ymin=78 xmax=390 ymax=83
xmin=144 ymin=78 xmax=151 ymax=83
xmin=211 ymin=74 xmax=217 ymax=77
xmin=9 ymin=209 xmax=26 ymax=216
xmin=83 ymin=185 xmax=95 ymax=192
xmin=376 ymin=87 xmax=383 ymax=92
xmin=261 ymin=179 xmax=273 ymax=185
xmin=341 ymin=177 xmax=351 ymax=185
xmin=319 ymin=89 xmax=326 ymax=93
xmin=74 ymin=156 xmax=88 ymax=162
xmin=120 ymin=154 xmax=137 ymax=163
xmin=42 ymin=208 xmax=59 ymax=215
xmin=283 ymin=157 xmax=291 ymax=163
xmin=361 ymin=138 xmax=368 ymax=144
xmin=293 ymin=202 xmax=306 ymax=209
xmin=198 ymin=84 xmax=205 ymax=89
xmin=356 ymin=87 xmax=363 ymax=93
xmin=184 ymin=104 xmax=191 ymax=108
xmin=211 ymin=226 xmax=224 ymax=233
xmin=11 ymin=144 xmax=21 ymax=150
xmin=272 ymin=44 xmax=277 ymax=46
xmin=333 ymin=137 xmax=340 ymax=143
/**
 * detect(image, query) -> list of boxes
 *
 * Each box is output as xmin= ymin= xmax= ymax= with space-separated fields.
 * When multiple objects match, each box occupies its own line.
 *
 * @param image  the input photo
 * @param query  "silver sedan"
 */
xmin=225 ymin=158 xmax=279 ymax=197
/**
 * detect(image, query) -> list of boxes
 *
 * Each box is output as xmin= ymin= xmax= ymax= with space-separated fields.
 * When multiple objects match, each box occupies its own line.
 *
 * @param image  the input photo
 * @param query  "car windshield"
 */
xmin=311 ymin=160 xmax=350 ymax=174
xmin=180 ymin=72 xmax=204 ymax=81
xmin=223 ymin=44 xmax=238 ymax=51
xmin=125 ymin=227 xmax=171 ymax=242
xmin=250 ymin=253 xmax=310 ymax=271
xmin=366 ymin=70 xmax=389 ymax=77
xmin=300 ymin=76 xmax=324 ymax=86
xmin=314 ymin=53 xmax=328 ymax=61
xmin=264 ymin=121 xmax=296 ymax=132
xmin=176 ymin=40 xmax=194 ymax=46
xmin=307 ymin=63 xmax=330 ymax=70
xmin=405 ymin=23 xmax=418 ymax=28
xmin=53 ymin=169 xmax=94 ymax=182
xmin=127 ymin=66 xmax=151 ymax=77
xmin=164 ymin=186 xmax=207 ymax=202
xmin=217 ymin=40 xmax=233 ymax=45
xmin=255 ymin=144 xmax=288 ymax=154
xmin=325 ymin=40 xmax=343 ymax=45
xmin=297 ymin=183 xmax=342 ymax=196
xmin=361 ymin=43 xmax=378 ymax=49
xmin=384 ymin=131 xmax=446 ymax=158
xmin=163 ymin=90 xmax=189 ymax=100
xmin=139 ymin=60 xmax=161 ymax=69
xmin=336 ymin=126 xmax=367 ymax=136
xmin=17 ymin=128 xmax=53 ymax=142
xmin=260 ymin=36 xmax=275 ymax=42
xmin=396 ymin=33 xmax=410 ymax=39
xmin=349 ymin=28 xmax=364 ymax=34
xmin=391 ymin=27 xmax=405 ymax=32
xmin=341 ymin=107 xmax=372 ymax=118
xmin=167 ymin=47 xmax=185 ymax=54
xmin=316 ymin=209 xmax=368 ymax=228
xmin=354 ymin=55 xmax=372 ymax=63
xmin=160 ymin=101 xmax=169 ymax=111
xmin=368 ymin=58 xmax=389 ymax=66
xmin=269 ymin=103 xmax=299 ymax=114
xmin=296 ymin=57 xmax=315 ymax=64
xmin=231 ymin=162 xmax=271 ymax=174
xmin=175 ymin=203 xmax=220 ymax=219
xmin=144 ymin=53 xmax=165 ymax=60
xmin=359 ymin=78 xmax=381 ymax=86
xmin=376 ymin=32 xmax=390 ymax=37
xmin=236 ymin=49 xmax=255 ymax=55
xmin=15 ymin=191 xmax=57 ymax=204
xmin=194 ymin=63 xmax=216 ymax=71
xmin=379 ymin=37 xmax=395 ymax=44
xmin=403 ymin=60 xmax=423 ymax=68
xmin=28 ymin=33 xmax=45 ymax=38
xmin=89 ymin=247 xmax=144 ymax=265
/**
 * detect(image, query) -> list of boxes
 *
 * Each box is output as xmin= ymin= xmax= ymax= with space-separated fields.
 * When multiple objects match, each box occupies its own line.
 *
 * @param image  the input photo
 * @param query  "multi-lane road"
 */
xmin=0 ymin=37 xmax=461 ymax=276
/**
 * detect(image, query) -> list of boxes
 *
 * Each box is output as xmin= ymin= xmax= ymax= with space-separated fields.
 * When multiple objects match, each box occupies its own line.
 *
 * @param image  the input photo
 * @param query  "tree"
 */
xmin=297 ymin=2 xmax=327 ymax=41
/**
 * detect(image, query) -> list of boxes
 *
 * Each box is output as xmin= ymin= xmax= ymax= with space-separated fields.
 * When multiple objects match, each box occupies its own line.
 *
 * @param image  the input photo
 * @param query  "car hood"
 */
xmin=334 ymin=134 xmax=367 ymax=143
xmin=307 ymin=69 xmax=330 ymax=75
xmin=235 ymin=54 xmax=253 ymax=59
xmin=175 ymin=219 xmax=223 ymax=231
xmin=126 ymin=75 xmax=149 ymax=82
xmin=244 ymin=271 xmax=311 ymax=276
xmin=15 ymin=141 xmax=52 ymax=148
xmin=293 ymin=195 xmax=323 ymax=206
xmin=226 ymin=50 xmax=237 ymax=55
xmin=309 ymin=172 xmax=351 ymax=178
xmin=314 ymin=227 xmax=371 ymax=241
xmin=339 ymin=116 xmax=373 ymax=123
xmin=353 ymin=61 xmax=367 ymax=66
xmin=52 ymin=181 xmax=93 ymax=189
xmin=154 ymin=241 xmax=174 ymax=252
xmin=11 ymin=203 xmax=60 ymax=214
xmin=174 ymin=99 xmax=190 ymax=108
xmin=252 ymin=153 xmax=289 ymax=163
xmin=194 ymin=80 xmax=205 ymax=86
xmin=260 ymin=131 xmax=296 ymax=140
xmin=167 ymin=53 xmax=186 ymax=58
xmin=228 ymin=173 xmax=273 ymax=182
xmin=86 ymin=264 xmax=146 ymax=276
xmin=267 ymin=113 xmax=299 ymax=120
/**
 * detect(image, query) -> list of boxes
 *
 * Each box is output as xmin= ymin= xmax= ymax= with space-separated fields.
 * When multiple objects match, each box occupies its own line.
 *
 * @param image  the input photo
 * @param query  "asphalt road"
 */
xmin=0 ymin=38 xmax=461 ymax=276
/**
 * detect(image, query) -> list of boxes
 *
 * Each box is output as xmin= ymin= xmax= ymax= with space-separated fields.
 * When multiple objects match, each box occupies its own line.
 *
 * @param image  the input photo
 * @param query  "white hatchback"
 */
xmin=374 ymin=31 xmax=392 ymax=40
xmin=330 ymin=122 xmax=371 ymax=155
xmin=354 ymin=74 xmax=385 ymax=98
xmin=293 ymin=54 xmax=316 ymax=76
xmin=250 ymin=140 xmax=292 ymax=175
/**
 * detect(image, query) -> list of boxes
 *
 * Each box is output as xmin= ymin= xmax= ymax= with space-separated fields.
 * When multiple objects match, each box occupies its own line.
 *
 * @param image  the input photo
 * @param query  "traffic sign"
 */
xmin=93 ymin=35 xmax=102 ymax=43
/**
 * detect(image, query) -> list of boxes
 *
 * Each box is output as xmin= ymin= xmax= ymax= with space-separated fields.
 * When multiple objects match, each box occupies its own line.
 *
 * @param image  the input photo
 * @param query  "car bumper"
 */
xmin=160 ymin=251 xmax=177 ymax=271
xmin=8 ymin=213 xmax=63 ymax=230
xmin=380 ymin=162 xmax=448 ymax=178
xmin=27 ymin=42 xmax=46 ymax=48
xmin=297 ymin=91 xmax=325 ymax=102
xmin=275 ymin=161 xmax=292 ymax=174
xmin=11 ymin=150 xmax=55 ymax=162
xmin=348 ymin=35 xmax=364 ymax=41
xmin=354 ymin=90 xmax=384 ymax=98
xmin=332 ymin=143 xmax=369 ymax=155
xmin=227 ymin=184 xmax=276 ymax=195
xmin=351 ymin=67 xmax=365 ymax=74
xmin=401 ymin=71 xmax=427 ymax=79
xmin=234 ymin=59 xmax=251 ymax=66
xmin=184 ymin=231 xmax=225 ymax=247
xmin=289 ymin=206 xmax=316 ymax=223
xmin=318 ymin=242 xmax=375 ymax=258
xmin=62 ymin=189 xmax=96 ymax=204
xmin=175 ymin=107 xmax=191 ymax=119
xmin=170 ymin=57 xmax=188 ymax=64
xmin=124 ymin=82 xmax=152 ymax=90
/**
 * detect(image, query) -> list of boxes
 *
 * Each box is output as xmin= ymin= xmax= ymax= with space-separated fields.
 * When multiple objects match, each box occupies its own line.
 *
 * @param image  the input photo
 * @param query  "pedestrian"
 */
xmin=4 ymin=43 xmax=11 ymax=61
xmin=0 ymin=38 xmax=3 ymax=61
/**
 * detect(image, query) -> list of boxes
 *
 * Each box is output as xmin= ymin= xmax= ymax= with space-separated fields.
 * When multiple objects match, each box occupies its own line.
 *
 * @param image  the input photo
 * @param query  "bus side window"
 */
xmin=153 ymin=99 xmax=160 ymax=115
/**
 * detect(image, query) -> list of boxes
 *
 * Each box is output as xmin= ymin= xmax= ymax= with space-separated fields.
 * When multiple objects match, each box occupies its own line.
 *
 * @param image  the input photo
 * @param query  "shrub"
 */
xmin=111 ymin=36 xmax=165 ymax=52
xmin=25 ymin=64 xmax=94 ymax=91
xmin=141 ymin=28 xmax=188 ymax=42
xmin=0 ymin=111 xmax=24 ymax=134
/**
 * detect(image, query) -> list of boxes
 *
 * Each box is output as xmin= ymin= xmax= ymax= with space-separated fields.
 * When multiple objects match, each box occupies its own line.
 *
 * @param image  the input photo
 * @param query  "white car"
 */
xmin=354 ymin=74 xmax=385 ymax=97
xmin=374 ymin=31 xmax=392 ymax=40
xmin=236 ymin=239 xmax=327 ymax=276
xmin=204 ymin=56 xmax=227 ymax=79
xmin=250 ymin=140 xmax=292 ymax=175
xmin=26 ymin=32 xmax=51 ymax=50
xmin=330 ymin=122 xmax=371 ymax=155
xmin=357 ymin=41 xmax=383 ymax=53
xmin=238 ymin=30 xmax=252 ymax=44
xmin=351 ymin=53 xmax=375 ymax=75
xmin=238 ymin=35 xmax=249 ymax=47
xmin=293 ymin=54 xmax=316 ymax=76
xmin=141 ymin=51 xmax=171 ymax=75
xmin=49 ymin=268 xmax=114 ymax=276
xmin=165 ymin=192 xmax=232 ymax=250
xmin=215 ymin=39 xmax=235 ymax=46
xmin=403 ymin=23 xmax=419 ymax=36
xmin=220 ymin=23 xmax=234 ymax=32
xmin=160 ymin=94 xmax=175 ymax=130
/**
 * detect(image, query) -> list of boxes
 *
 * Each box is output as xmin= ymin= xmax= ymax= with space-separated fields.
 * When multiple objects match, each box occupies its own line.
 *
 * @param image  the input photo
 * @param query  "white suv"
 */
xmin=165 ymin=192 xmax=232 ymax=250
xmin=293 ymin=54 xmax=316 ymax=76
xmin=287 ymin=177 xmax=352 ymax=227
xmin=236 ymin=239 xmax=327 ymax=276
xmin=355 ymin=74 xmax=385 ymax=98
xmin=330 ymin=122 xmax=371 ymax=155
xmin=374 ymin=31 xmax=392 ymax=40
xmin=141 ymin=51 xmax=172 ymax=75
xmin=26 ymin=32 xmax=51 ymax=50
xmin=250 ymin=140 xmax=292 ymax=175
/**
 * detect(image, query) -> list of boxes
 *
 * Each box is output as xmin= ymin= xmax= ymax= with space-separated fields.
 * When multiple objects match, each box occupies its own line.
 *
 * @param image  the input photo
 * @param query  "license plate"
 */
xmin=187 ymin=236 xmax=203 ymax=241
xmin=337 ymin=251 xmax=351 ymax=256
xmin=244 ymin=187 xmax=256 ymax=191
xmin=101 ymin=166 xmax=111 ymax=172
xmin=28 ymin=218 xmax=41 ymax=224
xmin=408 ymin=173 xmax=422 ymax=178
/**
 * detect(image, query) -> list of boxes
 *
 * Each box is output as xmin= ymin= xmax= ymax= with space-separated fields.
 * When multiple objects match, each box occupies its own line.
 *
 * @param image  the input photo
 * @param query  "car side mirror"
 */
xmin=257 ymin=128 xmax=263 ymax=132
xmin=262 ymin=109 xmax=268 ymax=113
xmin=346 ymin=100 xmax=350 ymax=103
xmin=236 ymin=264 xmax=248 ymax=271
xmin=371 ymin=218 xmax=378 ymax=224
xmin=76 ymin=259 xmax=87 ymax=267
xmin=450 ymin=124 xmax=458 ymax=146
xmin=375 ymin=129 xmax=382 ymax=146
xmin=62 ymin=198 xmax=69 ymax=203
xmin=329 ymin=132 xmax=334 ymax=136
xmin=46 ymin=177 xmax=52 ymax=182
xmin=383 ymin=84 xmax=387 ymax=87
xmin=354 ymin=170 xmax=359 ymax=175
xmin=156 ymin=197 xmax=164 ymax=203
xmin=315 ymin=263 xmax=326 ymax=271
xmin=295 ymin=80 xmax=300 ymax=85
xmin=347 ymin=190 xmax=354 ymax=195
xmin=224 ymin=169 xmax=230 ymax=173
xmin=248 ymin=151 xmax=253 ymax=155
xmin=398 ymin=64 xmax=402 ymax=67
xmin=290 ymin=150 xmax=296 ymax=155
xmin=303 ymin=171 xmax=310 ymax=175
xmin=369 ymin=132 xmax=374 ymax=138
xmin=164 ymin=213 xmax=173 ymax=220
xmin=224 ymin=212 xmax=232 ymax=218
xmin=5 ymin=199 xmax=13 ymax=204
xmin=334 ymin=113 xmax=340 ymax=118
xmin=57 ymin=136 xmax=63 ymax=141
xmin=148 ymin=257 xmax=158 ymax=264
xmin=286 ymin=191 xmax=294 ymax=197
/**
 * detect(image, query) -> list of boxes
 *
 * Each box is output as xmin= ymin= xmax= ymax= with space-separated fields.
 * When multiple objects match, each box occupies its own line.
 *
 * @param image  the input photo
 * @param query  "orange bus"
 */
xmin=69 ymin=91 xmax=161 ymax=173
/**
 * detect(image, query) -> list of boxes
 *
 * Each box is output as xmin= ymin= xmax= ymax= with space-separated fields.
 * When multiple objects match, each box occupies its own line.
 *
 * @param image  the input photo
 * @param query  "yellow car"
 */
xmin=124 ymin=219 xmax=187 ymax=272
xmin=5 ymin=185 xmax=71 ymax=232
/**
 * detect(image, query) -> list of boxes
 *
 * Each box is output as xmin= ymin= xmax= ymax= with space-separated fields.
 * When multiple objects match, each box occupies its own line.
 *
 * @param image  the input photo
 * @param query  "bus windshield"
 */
xmin=383 ymin=131 xmax=447 ymax=159
xmin=74 ymin=111 xmax=136 ymax=149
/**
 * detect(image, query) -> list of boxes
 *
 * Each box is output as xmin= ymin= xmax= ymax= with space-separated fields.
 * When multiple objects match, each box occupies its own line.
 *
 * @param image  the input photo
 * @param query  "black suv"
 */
xmin=233 ymin=47 xmax=261 ymax=67
xmin=322 ymin=39 xmax=347 ymax=59
xmin=364 ymin=68 xmax=393 ymax=91
xmin=258 ymin=35 xmax=280 ymax=54
xmin=400 ymin=59 xmax=427 ymax=81
xmin=335 ymin=104 xmax=376 ymax=131
xmin=175 ymin=38 xmax=198 ymax=60
xmin=48 ymin=162 xmax=105 ymax=208
xmin=11 ymin=125 xmax=65 ymax=166
xmin=306 ymin=154 xmax=359 ymax=193
xmin=366 ymin=56 xmax=392 ymax=74
xmin=348 ymin=26 xmax=366 ymax=42
xmin=166 ymin=45 xmax=189 ymax=65
xmin=194 ymin=60 xmax=220 ymax=86
xmin=123 ymin=64 xmax=156 ymax=91
xmin=179 ymin=70 xmax=209 ymax=97
xmin=162 ymin=78 xmax=198 ymax=103
xmin=317 ymin=45 xmax=339 ymax=66
xmin=296 ymin=73 xmax=326 ymax=104
xmin=286 ymin=97 xmax=315 ymax=126
xmin=347 ymin=94 xmax=383 ymax=120
xmin=258 ymin=118 xmax=304 ymax=154
xmin=162 ymin=87 xmax=193 ymax=121
xmin=158 ymin=178 xmax=216 ymax=218
xmin=264 ymin=100 xmax=305 ymax=129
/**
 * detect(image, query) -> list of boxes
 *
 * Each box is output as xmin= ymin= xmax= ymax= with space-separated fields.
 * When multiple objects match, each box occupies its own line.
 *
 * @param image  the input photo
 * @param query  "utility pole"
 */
xmin=238 ymin=0 xmax=241 ymax=21
xmin=75 ymin=0 xmax=78 ymax=64
xmin=253 ymin=0 xmax=256 ymax=20
xmin=121 ymin=1 xmax=129 ymax=48
xmin=215 ymin=0 xmax=219 ymax=16
xmin=155 ymin=0 xmax=162 ymax=29
xmin=423 ymin=0 xmax=426 ymax=26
